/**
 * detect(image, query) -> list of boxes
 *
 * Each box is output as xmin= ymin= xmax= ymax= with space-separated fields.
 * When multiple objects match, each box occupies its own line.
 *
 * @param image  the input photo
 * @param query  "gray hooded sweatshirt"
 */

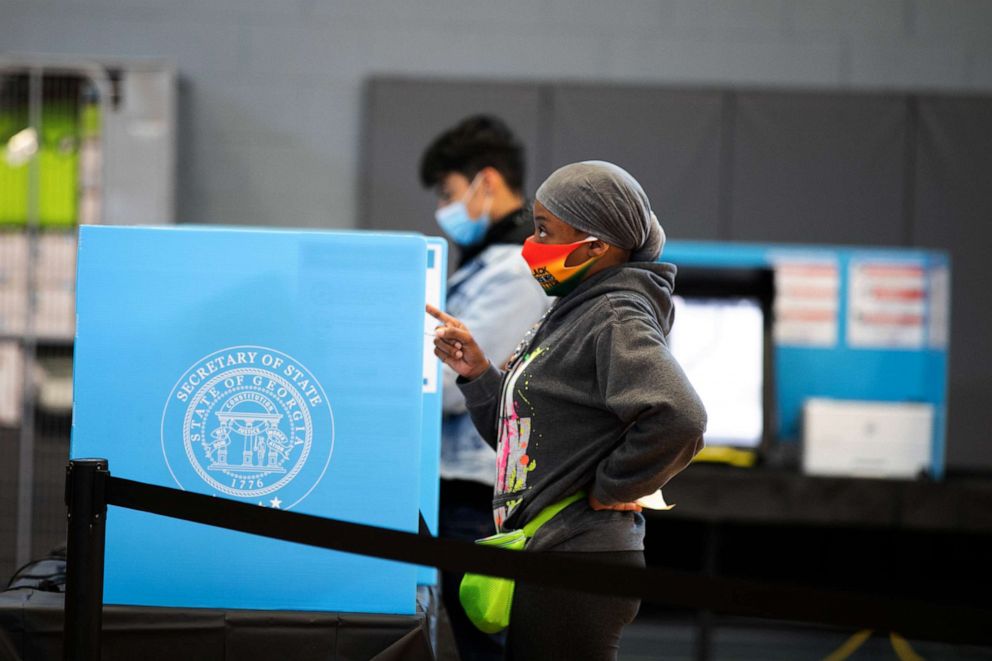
xmin=458 ymin=260 xmax=707 ymax=552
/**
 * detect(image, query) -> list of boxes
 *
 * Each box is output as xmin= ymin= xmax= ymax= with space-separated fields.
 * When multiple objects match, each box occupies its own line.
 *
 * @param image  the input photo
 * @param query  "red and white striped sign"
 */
xmin=848 ymin=260 xmax=927 ymax=349
xmin=773 ymin=259 xmax=839 ymax=347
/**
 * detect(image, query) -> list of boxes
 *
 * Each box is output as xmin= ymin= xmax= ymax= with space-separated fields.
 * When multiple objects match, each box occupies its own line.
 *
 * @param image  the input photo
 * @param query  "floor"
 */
xmin=618 ymin=614 xmax=992 ymax=661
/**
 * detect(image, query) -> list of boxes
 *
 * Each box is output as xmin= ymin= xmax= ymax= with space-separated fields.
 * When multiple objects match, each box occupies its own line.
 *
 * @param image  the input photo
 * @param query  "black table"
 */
xmin=660 ymin=464 xmax=992 ymax=532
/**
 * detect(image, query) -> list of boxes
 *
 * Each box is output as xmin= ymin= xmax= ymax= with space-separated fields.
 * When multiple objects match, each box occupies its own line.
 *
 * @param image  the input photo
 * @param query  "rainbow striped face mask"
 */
xmin=520 ymin=235 xmax=602 ymax=297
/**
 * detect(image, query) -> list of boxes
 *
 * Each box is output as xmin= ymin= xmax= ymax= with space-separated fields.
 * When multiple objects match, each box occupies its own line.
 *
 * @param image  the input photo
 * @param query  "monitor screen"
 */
xmin=668 ymin=296 xmax=765 ymax=448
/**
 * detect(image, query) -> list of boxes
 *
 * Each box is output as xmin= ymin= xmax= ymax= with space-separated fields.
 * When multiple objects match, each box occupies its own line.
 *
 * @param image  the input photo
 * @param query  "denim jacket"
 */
xmin=441 ymin=241 xmax=551 ymax=485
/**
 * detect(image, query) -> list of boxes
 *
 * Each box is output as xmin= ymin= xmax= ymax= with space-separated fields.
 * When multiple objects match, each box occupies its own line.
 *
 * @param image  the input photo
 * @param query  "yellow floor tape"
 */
xmin=823 ymin=629 xmax=873 ymax=661
xmin=822 ymin=630 xmax=925 ymax=661
xmin=890 ymin=633 xmax=925 ymax=661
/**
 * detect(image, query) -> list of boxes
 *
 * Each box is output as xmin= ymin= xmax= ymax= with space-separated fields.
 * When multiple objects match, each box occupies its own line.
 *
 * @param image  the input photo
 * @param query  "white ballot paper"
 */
xmin=636 ymin=489 xmax=674 ymax=511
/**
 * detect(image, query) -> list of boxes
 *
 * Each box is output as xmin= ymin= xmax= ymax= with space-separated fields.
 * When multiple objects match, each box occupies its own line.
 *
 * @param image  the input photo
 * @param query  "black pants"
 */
xmin=506 ymin=550 xmax=644 ymax=661
xmin=439 ymin=479 xmax=506 ymax=661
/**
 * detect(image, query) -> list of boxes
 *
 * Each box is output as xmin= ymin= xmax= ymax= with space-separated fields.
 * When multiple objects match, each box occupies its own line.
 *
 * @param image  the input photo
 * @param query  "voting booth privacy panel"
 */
xmin=71 ymin=225 xmax=443 ymax=614
xmin=664 ymin=240 xmax=950 ymax=478
xmin=419 ymin=237 xmax=446 ymax=585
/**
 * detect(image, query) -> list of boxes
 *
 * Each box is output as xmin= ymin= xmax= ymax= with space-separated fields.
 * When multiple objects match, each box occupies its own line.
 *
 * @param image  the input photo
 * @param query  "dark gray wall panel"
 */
xmin=361 ymin=78 xmax=992 ymax=474
xmin=362 ymin=78 xmax=543 ymax=242
xmin=730 ymin=92 xmax=908 ymax=245
xmin=549 ymin=85 xmax=724 ymax=240
xmin=914 ymin=96 xmax=992 ymax=472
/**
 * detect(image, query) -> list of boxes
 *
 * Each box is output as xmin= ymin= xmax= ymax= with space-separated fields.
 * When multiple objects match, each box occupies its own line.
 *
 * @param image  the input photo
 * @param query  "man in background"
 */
xmin=420 ymin=115 xmax=549 ymax=660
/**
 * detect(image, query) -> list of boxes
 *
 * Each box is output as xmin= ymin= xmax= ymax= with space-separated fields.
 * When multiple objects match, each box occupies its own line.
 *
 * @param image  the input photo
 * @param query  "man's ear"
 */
xmin=479 ymin=166 xmax=504 ymax=193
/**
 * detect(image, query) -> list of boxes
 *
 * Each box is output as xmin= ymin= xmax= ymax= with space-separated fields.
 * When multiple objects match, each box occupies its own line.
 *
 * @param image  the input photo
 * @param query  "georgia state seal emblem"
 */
xmin=161 ymin=346 xmax=334 ymax=510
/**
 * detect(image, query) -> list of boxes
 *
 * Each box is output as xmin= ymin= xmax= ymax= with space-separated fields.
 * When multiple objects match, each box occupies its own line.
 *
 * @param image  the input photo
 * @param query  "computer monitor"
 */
xmin=667 ymin=267 xmax=775 ymax=453
xmin=669 ymin=296 xmax=764 ymax=448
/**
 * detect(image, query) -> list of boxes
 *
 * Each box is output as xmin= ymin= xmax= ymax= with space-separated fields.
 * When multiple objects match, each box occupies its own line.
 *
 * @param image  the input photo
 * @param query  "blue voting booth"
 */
xmin=419 ymin=237 xmax=446 ymax=585
xmin=663 ymin=240 xmax=950 ymax=478
xmin=71 ymin=226 xmax=444 ymax=614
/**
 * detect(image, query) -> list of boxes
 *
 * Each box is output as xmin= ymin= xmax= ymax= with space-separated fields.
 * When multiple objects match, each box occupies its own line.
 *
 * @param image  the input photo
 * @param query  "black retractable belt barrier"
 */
xmin=64 ymin=459 xmax=992 ymax=660
xmin=64 ymin=459 xmax=109 ymax=661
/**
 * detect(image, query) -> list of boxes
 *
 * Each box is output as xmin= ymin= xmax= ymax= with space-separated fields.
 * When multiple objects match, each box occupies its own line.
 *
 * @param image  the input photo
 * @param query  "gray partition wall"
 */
xmin=729 ymin=92 xmax=909 ymax=245
xmin=361 ymin=77 xmax=992 ymax=473
xmin=913 ymin=97 xmax=992 ymax=472
xmin=362 ymin=78 xmax=545 ymax=261
xmin=547 ymin=87 xmax=726 ymax=240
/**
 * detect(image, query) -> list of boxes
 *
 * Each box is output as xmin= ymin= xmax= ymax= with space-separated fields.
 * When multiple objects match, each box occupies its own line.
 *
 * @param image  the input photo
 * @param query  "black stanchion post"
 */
xmin=63 ymin=458 xmax=109 ymax=661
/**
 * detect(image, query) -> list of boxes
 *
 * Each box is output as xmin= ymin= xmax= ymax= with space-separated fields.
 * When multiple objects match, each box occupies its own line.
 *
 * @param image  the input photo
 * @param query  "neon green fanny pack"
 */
xmin=459 ymin=491 xmax=585 ymax=634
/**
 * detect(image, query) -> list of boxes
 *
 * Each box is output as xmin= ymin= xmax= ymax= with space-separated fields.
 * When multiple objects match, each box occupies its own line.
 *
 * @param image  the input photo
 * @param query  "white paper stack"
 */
xmin=0 ymin=342 xmax=24 ymax=426
xmin=34 ymin=233 xmax=77 ymax=339
xmin=0 ymin=234 xmax=28 ymax=336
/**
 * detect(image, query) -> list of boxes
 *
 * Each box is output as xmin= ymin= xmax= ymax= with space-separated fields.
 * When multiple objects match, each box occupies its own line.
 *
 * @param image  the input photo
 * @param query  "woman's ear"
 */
xmin=588 ymin=240 xmax=610 ymax=257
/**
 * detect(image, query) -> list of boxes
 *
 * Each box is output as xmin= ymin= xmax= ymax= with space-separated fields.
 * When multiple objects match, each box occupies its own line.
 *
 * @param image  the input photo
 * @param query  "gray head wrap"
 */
xmin=535 ymin=160 xmax=666 ymax=262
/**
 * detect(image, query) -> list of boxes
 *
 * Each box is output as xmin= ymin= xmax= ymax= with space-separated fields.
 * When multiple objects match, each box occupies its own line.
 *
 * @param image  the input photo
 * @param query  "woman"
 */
xmin=429 ymin=161 xmax=707 ymax=660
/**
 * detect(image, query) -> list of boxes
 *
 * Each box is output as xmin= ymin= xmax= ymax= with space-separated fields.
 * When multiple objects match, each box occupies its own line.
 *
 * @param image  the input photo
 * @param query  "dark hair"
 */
xmin=419 ymin=115 xmax=525 ymax=193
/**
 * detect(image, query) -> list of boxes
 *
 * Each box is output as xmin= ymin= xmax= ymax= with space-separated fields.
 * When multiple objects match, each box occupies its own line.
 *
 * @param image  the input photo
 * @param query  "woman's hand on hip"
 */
xmin=588 ymin=493 xmax=643 ymax=512
xmin=427 ymin=304 xmax=491 ymax=381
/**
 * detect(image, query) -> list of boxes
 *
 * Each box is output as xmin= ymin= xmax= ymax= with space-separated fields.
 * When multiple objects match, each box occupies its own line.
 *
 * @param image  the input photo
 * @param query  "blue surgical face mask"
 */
xmin=435 ymin=175 xmax=491 ymax=246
